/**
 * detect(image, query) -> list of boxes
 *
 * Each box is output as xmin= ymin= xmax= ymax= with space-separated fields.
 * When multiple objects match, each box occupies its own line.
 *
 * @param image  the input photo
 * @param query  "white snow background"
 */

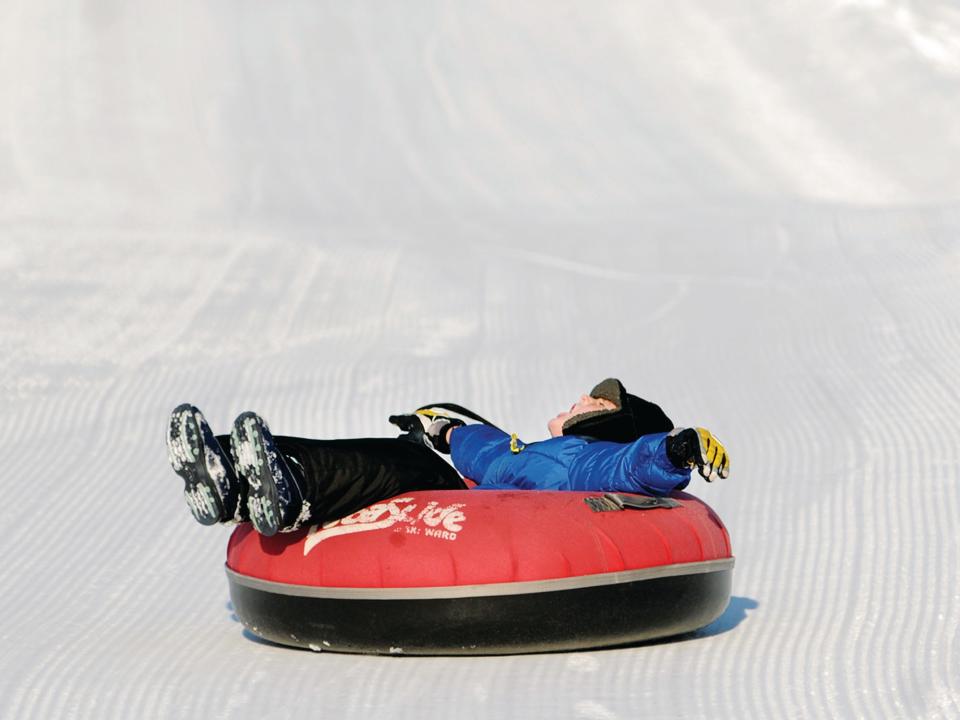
xmin=2 ymin=1 xmax=960 ymax=718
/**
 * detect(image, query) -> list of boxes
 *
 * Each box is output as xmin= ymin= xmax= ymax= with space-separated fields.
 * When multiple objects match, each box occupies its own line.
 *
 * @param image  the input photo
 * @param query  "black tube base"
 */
xmin=228 ymin=569 xmax=732 ymax=655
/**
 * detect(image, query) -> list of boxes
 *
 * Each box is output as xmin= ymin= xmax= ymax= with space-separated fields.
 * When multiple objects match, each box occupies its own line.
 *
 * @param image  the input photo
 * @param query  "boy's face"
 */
xmin=547 ymin=395 xmax=616 ymax=437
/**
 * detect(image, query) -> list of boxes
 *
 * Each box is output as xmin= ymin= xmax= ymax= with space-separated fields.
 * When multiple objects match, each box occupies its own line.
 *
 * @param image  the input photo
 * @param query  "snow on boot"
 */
xmin=230 ymin=412 xmax=309 ymax=536
xmin=167 ymin=404 xmax=247 ymax=525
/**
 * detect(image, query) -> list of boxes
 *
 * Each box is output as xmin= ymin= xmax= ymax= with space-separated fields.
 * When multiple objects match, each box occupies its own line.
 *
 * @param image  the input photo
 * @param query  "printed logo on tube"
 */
xmin=304 ymin=498 xmax=467 ymax=555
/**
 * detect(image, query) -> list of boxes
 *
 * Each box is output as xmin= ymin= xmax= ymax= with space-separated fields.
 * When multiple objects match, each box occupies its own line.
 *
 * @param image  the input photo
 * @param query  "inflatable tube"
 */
xmin=226 ymin=489 xmax=733 ymax=655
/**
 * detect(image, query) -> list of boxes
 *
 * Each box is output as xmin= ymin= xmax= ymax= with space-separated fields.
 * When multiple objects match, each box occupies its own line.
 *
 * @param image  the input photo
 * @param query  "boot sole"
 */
xmin=167 ymin=404 xmax=226 ymax=525
xmin=231 ymin=412 xmax=304 ymax=537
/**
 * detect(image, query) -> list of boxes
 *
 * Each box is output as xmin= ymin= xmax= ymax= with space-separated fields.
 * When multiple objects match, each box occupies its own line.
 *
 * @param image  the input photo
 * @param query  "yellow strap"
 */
xmin=509 ymin=433 xmax=525 ymax=454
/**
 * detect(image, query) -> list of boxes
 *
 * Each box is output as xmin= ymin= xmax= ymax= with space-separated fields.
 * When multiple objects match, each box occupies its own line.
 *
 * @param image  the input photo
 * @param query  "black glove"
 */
xmin=389 ymin=411 xmax=465 ymax=454
xmin=666 ymin=427 xmax=730 ymax=482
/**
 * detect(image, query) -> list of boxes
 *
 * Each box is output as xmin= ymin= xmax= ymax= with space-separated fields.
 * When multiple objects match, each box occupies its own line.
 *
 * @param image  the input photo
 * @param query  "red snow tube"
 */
xmin=226 ymin=489 xmax=733 ymax=655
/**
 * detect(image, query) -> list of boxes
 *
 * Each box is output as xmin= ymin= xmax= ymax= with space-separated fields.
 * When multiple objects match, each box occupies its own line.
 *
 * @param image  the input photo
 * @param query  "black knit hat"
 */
xmin=561 ymin=378 xmax=674 ymax=442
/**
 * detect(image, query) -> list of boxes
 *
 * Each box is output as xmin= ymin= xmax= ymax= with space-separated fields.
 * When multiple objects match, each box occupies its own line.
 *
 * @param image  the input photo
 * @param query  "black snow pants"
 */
xmin=217 ymin=435 xmax=467 ymax=524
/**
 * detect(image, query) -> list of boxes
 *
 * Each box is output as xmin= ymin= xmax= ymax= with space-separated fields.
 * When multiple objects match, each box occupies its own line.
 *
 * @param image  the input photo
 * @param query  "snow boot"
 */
xmin=167 ymin=404 xmax=248 ymax=525
xmin=230 ymin=412 xmax=309 ymax=536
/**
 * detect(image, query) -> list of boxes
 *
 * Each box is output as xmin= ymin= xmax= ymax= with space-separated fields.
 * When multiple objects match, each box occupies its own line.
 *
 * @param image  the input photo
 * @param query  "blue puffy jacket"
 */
xmin=449 ymin=424 xmax=691 ymax=496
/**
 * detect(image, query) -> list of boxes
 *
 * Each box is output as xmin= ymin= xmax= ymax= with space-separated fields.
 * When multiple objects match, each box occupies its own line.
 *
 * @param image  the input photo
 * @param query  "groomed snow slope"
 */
xmin=2 ymin=2 xmax=960 ymax=718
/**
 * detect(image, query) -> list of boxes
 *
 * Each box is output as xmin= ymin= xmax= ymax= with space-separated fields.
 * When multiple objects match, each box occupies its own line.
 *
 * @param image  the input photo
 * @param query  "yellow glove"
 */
xmin=666 ymin=427 xmax=731 ymax=482
xmin=388 ymin=410 xmax=464 ymax=454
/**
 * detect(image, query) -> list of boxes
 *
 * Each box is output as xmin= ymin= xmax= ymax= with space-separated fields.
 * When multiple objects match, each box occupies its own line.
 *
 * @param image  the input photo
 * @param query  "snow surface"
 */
xmin=2 ymin=1 xmax=960 ymax=718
